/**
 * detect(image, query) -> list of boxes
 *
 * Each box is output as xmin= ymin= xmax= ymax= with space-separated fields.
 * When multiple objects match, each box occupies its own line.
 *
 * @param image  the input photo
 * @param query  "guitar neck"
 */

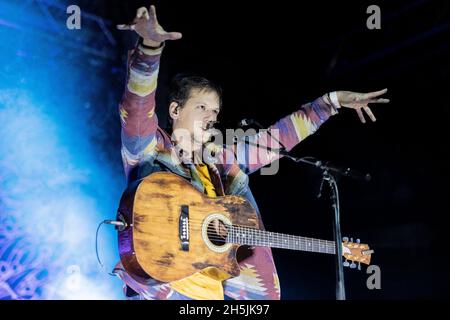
xmin=226 ymin=225 xmax=336 ymax=254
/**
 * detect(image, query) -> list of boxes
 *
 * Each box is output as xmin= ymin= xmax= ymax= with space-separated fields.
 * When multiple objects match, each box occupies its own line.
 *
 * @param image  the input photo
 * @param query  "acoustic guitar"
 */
xmin=117 ymin=172 xmax=373 ymax=282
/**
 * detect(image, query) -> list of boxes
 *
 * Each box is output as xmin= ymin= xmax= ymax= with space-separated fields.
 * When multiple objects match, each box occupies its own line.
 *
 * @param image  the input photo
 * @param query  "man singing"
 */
xmin=113 ymin=5 xmax=389 ymax=300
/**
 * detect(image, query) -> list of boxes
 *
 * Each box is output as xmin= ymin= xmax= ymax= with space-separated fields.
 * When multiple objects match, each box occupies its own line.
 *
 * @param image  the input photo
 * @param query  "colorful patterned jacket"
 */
xmin=114 ymin=40 xmax=340 ymax=300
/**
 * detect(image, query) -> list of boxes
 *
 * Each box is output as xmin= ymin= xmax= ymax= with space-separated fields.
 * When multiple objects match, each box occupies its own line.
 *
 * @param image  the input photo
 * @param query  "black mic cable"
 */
xmin=95 ymin=219 xmax=127 ymax=277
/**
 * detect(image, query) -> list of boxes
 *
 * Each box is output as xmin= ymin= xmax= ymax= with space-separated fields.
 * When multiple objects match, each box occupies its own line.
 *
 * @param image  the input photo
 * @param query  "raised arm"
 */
xmin=117 ymin=5 xmax=182 ymax=178
xmin=233 ymin=89 xmax=389 ymax=175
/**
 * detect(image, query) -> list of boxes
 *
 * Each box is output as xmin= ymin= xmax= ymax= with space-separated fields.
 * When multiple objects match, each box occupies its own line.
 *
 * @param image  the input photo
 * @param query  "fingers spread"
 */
xmin=356 ymin=108 xmax=366 ymax=123
xmin=364 ymin=88 xmax=388 ymax=99
xmin=369 ymin=98 xmax=390 ymax=104
xmin=149 ymin=5 xmax=159 ymax=23
xmin=136 ymin=7 xmax=148 ymax=19
xmin=165 ymin=31 xmax=183 ymax=40
xmin=116 ymin=24 xmax=135 ymax=30
xmin=363 ymin=106 xmax=376 ymax=122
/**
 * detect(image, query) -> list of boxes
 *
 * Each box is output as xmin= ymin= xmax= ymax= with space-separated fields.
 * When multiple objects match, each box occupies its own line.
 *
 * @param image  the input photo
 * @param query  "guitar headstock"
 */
xmin=342 ymin=237 xmax=373 ymax=269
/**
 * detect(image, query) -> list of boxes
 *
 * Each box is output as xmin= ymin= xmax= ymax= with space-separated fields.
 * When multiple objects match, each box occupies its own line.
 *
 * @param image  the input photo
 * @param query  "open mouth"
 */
xmin=202 ymin=121 xmax=219 ymax=132
xmin=203 ymin=122 xmax=215 ymax=130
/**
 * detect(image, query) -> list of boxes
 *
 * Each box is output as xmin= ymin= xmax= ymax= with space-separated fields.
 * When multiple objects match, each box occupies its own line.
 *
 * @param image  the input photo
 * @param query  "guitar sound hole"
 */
xmin=207 ymin=220 xmax=229 ymax=246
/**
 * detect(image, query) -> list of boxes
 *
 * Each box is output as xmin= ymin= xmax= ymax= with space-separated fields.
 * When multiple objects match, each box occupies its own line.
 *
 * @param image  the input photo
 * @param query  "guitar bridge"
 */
xmin=179 ymin=205 xmax=189 ymax=251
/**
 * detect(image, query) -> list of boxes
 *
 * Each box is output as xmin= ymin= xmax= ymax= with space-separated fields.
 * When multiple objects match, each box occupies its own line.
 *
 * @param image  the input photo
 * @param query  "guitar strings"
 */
xmin=134 ymin=216 xmax=335 ymax=241
xmin=130 ymin=217 xmax=336 ymax=248
xmin=130 ymin=216 xmax=337 ymax=245
xmin=136 ymin=215 xmax=326 ymax=240
xmin=129 ymin=220 xmax=346 ymax=255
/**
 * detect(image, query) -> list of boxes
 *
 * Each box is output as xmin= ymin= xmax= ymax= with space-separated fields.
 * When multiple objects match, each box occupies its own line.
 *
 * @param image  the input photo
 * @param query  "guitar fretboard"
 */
xmin=226 ymin=225 xmax=336 ymax=254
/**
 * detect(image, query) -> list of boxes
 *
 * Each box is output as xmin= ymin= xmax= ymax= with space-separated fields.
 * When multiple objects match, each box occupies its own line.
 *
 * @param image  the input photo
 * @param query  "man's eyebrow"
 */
xmin=195 ymin=101 xmax=220 ymax=110
xmin=193 ymin=100 xmax=208 ymax=106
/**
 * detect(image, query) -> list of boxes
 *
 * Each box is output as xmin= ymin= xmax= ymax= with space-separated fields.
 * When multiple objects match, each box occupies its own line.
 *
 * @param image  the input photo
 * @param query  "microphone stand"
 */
xmin=238 ymin=119 xmax=371 ymax=300
xmin=318 ymin=170 xmax=346 ymax=300
xmin=279 ymin=152 xmax=350 ymax=300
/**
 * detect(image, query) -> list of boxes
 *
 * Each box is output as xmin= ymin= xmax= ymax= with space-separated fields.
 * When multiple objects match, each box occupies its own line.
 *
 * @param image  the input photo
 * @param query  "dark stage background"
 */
xmin=106 ymin=0 xmax=450 ymax=299
xmin=1 ymin=0 xmax=449 ymax=299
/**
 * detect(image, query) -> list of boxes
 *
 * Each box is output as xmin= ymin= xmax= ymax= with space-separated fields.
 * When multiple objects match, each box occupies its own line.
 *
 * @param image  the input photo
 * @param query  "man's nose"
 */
xmin=204 ymin=112 xmax=217 ymax=122
xmin=208 ymin=109 xmax=218 ymax=118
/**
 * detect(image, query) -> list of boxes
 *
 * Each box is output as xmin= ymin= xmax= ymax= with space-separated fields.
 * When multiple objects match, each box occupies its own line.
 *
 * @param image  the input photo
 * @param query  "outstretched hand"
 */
xmin=117 ymin=5 xmax=182 ymax=47
xmin=337 ymin=89 xmax=390 ymax=123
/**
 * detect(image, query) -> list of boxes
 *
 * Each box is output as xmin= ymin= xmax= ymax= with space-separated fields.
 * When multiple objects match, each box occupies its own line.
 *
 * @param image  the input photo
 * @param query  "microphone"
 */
xmin=237 ymin=119 xmax=371 ymax=182
xmin=237 ymin=118 xmax=288 ymax=153
xmin=305 ymin=158 xmax=372 ymax=182
xmin=325 ymin=163 xmax=371 ymax=182
xmin=237 ymin=118 xmax=255 ymax=128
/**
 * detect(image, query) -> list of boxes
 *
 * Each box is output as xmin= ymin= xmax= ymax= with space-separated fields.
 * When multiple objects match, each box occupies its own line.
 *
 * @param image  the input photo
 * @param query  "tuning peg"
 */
xmin=343 ymin=259 xmax=350 ymax=267
xmin=356 ymin=238 xmax=360 ymax=244
xmin=350 ymin=262 xmax=356 ymax=269
xmin=343 ymin=237 xmax=349 ymax=242
xmin=357 ymin=262 xmax=361 ymax=271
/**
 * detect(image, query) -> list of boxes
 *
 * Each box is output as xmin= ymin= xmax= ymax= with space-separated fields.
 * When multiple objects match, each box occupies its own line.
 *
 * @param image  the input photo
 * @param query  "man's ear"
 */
xmin=169 ymin=102 xmax=180 ymax=120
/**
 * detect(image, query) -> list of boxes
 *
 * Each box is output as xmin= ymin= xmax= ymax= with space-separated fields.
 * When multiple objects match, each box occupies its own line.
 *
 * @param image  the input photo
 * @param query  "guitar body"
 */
xmin=117 ymin=172 xmax=262 ymax=283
